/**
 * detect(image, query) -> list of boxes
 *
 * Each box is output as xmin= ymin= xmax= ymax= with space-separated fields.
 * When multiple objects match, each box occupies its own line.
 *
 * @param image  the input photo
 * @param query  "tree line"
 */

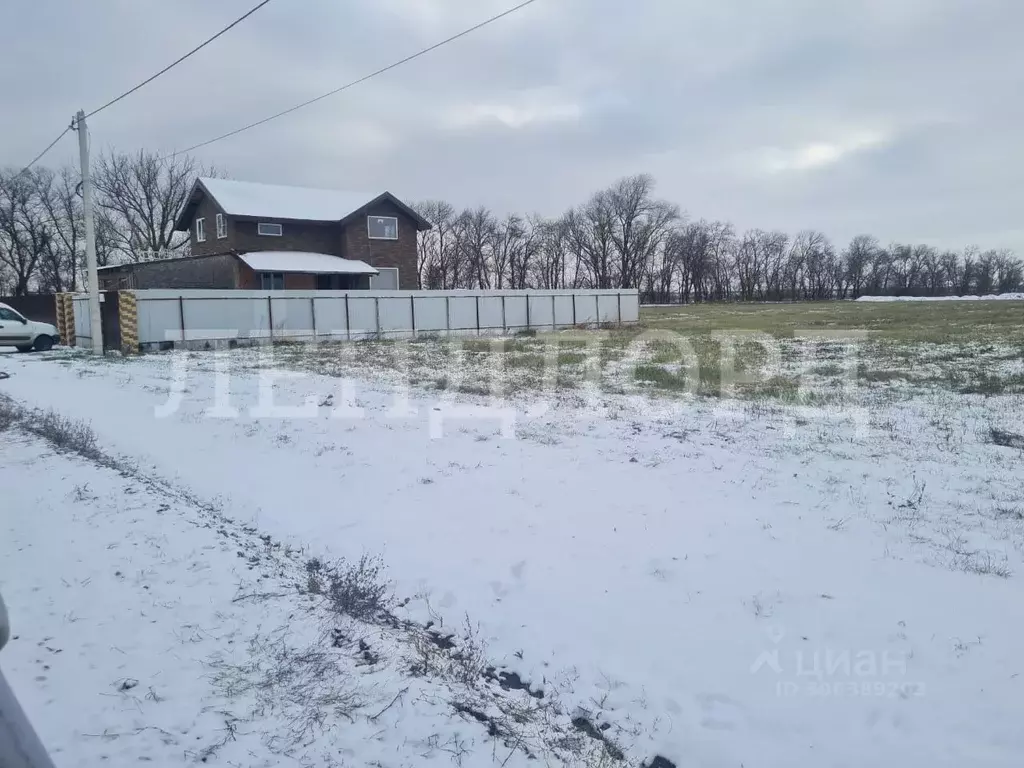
xmin=0 ymin=151 xmax=209 ymax=294
xmin=414 ymin=174 xmax=1023 ymax=301
xmin=3 ymin=156 xmax=1021 ymax=301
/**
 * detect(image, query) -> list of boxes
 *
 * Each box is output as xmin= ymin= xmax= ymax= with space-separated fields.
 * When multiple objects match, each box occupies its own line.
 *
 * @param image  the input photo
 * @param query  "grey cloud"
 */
xmin=2 ymin=0 xmax=1022 ymax=252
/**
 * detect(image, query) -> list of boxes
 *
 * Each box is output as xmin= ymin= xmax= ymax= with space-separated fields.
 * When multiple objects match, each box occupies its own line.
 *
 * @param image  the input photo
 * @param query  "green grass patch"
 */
xmin=557 ymin=351 xmax=587 ymax=366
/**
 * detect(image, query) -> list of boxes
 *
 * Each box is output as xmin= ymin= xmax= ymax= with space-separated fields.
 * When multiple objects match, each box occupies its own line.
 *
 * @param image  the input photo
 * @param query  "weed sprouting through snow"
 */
xmin=0 ymin=395 xmax=103 ymax=461
xmin=209 ymin=630 xmax=368 ymax=749
xmin=989 ymin=427 xmax=1024 ymax=450
xmin=303 ymin=554 xmax=393 ymax=622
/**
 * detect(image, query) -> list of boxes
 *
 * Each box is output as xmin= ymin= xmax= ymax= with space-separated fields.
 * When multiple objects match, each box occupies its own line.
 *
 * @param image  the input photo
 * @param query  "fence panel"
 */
xmin=68 ymin=289 xmax=639 ymax=350
xmin=478 ymin=296 xmax=504 ymax=329
xmin=504 ymin=295 xmax=529 ymax=328
xmin=597 ymin=295 xmax=620 ymax=323
xmin=413 ymin=296 xmax=447 ymax=332
xmin=270 ymin=297 xmax=315 ymax=340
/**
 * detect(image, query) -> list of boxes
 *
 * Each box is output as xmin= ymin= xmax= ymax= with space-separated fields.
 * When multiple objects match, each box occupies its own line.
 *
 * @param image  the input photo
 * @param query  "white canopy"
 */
xmin=237 ymin=251 xmax=378 ymax=275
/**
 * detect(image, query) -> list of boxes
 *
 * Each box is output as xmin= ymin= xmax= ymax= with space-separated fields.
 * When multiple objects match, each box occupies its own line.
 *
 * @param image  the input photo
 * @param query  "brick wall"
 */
xmin=284 ymin=273 xmax=315 ymax=290
xmin=100 ymin=254 xmax=241 ymax=290
xmin=232 ymin=219 xmax=343 ymax=256
xmin=236 ymin=264 xmax=314 ymax=290
xmin=341 ymin=202 xmax=419 ymax=289
xmin=237 ymin=263 xmax=259 ymax=290
xmin=189 ymin=195 xmax=230 ymax=257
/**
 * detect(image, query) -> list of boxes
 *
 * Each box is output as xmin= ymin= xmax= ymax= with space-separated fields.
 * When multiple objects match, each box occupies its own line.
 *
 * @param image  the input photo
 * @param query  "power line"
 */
xmin=85 ymin=0 xmax=275 ymax=119
xmin=166 ymin=0 xmax=541 ymax=158
xmin=13 ymin=124 xmax=73 ymax=178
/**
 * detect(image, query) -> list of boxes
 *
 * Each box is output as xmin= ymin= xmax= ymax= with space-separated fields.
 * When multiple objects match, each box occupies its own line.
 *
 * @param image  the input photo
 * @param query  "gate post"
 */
xmin=54 ymin=294 xmax=66 ymax=341
xmin=118 ymin=291 xmax=139 ymax=354
xmin=61 ymin=294 xmax=76 ymax=347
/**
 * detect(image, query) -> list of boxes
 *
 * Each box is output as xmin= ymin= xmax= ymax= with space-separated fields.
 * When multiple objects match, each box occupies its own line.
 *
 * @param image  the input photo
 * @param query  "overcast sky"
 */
xmin=2 ymin=0 xmax=1022 ymax=252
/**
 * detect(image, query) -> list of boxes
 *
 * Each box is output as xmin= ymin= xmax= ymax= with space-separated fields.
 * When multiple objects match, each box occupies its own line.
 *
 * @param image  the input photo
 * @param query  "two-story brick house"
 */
xmin=99 ymin=178 xmax=431 ymax=291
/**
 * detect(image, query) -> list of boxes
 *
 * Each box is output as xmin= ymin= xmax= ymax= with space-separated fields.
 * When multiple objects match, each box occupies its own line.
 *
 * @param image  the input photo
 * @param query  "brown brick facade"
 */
xmin=189 ymin=195 xmax=230 ymax=257
xmin=341 ymin=201 xmax=419 ymax=289
xmin=176 ymin=180 xmax=427 ymax=290
xmin=100 ymin=253 xmax=240 ymax=290
xmin=236 ymin=263 xmax=317 ymax=290
xmin=233 ymin=219 xmax=343 ymax=256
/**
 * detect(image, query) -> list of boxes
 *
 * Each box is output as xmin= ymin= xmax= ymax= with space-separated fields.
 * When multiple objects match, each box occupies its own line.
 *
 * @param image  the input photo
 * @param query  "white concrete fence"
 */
xmin=71 ymin=289 xmax=640 ymax=351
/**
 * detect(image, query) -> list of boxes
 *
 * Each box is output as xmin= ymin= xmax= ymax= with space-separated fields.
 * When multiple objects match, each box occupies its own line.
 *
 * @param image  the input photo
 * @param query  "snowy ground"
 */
xmin=2 ymin=334 xmax=1024 ymax=766
xmin=856 ymin=293 xmax=1024 ymax=302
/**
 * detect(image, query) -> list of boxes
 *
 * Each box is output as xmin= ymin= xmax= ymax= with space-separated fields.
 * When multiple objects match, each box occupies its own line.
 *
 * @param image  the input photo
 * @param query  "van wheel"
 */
xmin=16 ymin=345 xmax=33 ymax=353
xmin=33 ymin=336 xmax=54 ymax=352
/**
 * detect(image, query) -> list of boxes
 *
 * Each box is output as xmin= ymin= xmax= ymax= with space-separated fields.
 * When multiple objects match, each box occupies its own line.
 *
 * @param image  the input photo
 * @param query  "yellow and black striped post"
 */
xmin=60 ymin=293 xmax=75 ymax=347
xmin=118 ymin=291 xmax=139 ymax=354
xmin=54 ymin=294 xmax=66 ymax=342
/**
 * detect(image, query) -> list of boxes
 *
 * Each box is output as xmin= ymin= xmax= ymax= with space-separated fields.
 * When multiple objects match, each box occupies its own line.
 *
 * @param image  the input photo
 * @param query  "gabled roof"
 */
xmin=174 ymin=178 xmax=432 ymax=231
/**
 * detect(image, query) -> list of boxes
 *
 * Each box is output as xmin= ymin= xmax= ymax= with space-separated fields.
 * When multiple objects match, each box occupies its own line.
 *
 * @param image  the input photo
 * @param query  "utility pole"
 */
xmin=73 ymin=110 xmax=104 ymax=354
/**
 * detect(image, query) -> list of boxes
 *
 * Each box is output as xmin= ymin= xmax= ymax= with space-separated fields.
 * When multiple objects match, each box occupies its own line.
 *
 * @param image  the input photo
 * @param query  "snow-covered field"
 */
xmin=857 ymin=293 xmax=1024 ymax=302
xmin=2 ymin=333 xmax=1024 ymax=766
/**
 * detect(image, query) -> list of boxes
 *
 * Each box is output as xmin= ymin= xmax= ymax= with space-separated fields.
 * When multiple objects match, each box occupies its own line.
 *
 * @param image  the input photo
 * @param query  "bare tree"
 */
xmin=34 ymin=165 xmax=86 ymax=292
xmin=606 ymin=174 xmax=680 ymax=289
xmin=565 ymin=191 xmax=615 ymax=289
xmin=0 ymin=169 xmax=50 ymax=295
xmin=457 ymin=207 xmax=496 ymax=289
xmin=532 ymin=216 xmax=570 ymax=289
xmin=414 ymin=200 xmax=457 ymax=289
xmin=842 ymin=235 xmax=879 ymax=299
xmin=94 ymin=149 xmax=212 ymax=261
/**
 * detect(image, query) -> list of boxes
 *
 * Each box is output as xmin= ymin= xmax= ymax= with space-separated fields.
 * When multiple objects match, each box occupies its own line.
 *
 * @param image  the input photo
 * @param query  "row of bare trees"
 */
xmin=4 ymin=161 xmax=1021 ymax=300
xmin=414 ymin=174 xmax=1024 ymax=300
xmin=0 ymin=151 xmax=210 ymax=295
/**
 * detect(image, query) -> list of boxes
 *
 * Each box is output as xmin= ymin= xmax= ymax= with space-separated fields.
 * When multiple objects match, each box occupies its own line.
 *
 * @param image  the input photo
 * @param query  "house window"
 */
xmin=195 ymin=217 xmax=206 ymax=242
xmin=216 ymin=213 xmax=227 ymax=239
xmin=260 ymin=272 xmax=284 ymax=290
xmin=258 ymin=222 xmax=283 ymax=237
xmin=367 ymin=216 xmax=398 ymax=240
xmin=370 ymin=267 xmax=399 ymax=290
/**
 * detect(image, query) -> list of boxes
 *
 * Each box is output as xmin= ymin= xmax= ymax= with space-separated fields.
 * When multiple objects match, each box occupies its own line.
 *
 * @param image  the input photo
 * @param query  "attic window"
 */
xmin=258 ymin=222 xmax=283 ymax=237
xmin=368 ymin=216 xmax=398 ymax=240
xmin=195 ymin=217 xmax=206 ymax=242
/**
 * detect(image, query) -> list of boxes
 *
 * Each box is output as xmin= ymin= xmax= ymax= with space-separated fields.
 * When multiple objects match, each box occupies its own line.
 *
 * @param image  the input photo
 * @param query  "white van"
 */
xmin=0 ymin=302 xmax=61 ymax=352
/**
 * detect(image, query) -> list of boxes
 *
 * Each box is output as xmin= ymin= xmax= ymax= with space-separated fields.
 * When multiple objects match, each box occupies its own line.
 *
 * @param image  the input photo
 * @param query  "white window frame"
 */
xmin=260 ymin=272 xmax=284 ymax=290
xmin=367 ymin=215 xmax=399 ymax=241
xmin=216 ymin=213 xmax=227 ymax=239
xmin=371 ymin=267 xmax=399 ymax=290
xmin=195 ymin=217 xmax=206 ymax=242
xmin=258 ymin=222 xmax=283 ymax=237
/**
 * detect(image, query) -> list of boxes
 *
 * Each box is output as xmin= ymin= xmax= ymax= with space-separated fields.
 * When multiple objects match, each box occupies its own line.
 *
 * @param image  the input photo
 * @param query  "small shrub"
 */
xmin=557 ymin=351 xmax=587 ymax=366
xmin=0 ymin=397 xmax=16 ymax=433
xmin=32 ymin=410 xmax=102 ymax=460
xmin=989 ymin=428 xmax=1024 ymax=450
xmin=634 ymin=365 xmax=691 ymax=392
xmin=322 ymin=554 xmax=392 ymax=621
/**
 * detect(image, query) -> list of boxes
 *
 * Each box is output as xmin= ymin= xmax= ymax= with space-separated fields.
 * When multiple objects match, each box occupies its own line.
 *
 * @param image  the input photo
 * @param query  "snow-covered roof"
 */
xmin=174 ymin=177 xmax=432 ymax=232
xmin=237 ymin=251 xmax=378 ymax=276
xmin=198 ymin=178 xmax=376 ymax=222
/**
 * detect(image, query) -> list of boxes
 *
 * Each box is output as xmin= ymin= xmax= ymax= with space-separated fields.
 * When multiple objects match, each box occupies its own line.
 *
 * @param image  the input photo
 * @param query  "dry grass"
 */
xmin=233 ymin=301 xmax=1024 ymax=404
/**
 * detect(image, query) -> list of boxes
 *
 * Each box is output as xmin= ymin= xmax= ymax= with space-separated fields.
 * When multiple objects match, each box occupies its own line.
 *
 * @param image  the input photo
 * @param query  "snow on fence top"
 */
xmin=856 ymin=293 xmax=1024 ymax=302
